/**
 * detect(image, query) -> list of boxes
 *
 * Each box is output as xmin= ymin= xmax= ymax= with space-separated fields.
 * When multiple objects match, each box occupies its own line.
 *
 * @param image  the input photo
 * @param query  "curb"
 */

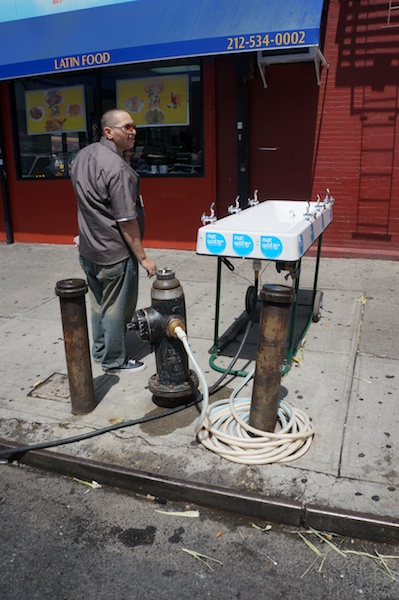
xmin=1 ymin=439 xmax=399 ymax=544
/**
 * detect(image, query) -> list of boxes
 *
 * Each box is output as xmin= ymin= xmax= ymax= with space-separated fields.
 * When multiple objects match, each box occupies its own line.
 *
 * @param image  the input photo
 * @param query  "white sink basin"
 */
xmin=196 ymin=200 xmax=333 ymax=262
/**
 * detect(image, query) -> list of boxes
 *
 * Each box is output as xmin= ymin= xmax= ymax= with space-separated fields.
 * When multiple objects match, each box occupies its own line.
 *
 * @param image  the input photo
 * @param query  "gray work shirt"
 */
xmin=71 ymin=136 xmax=144 ymax=265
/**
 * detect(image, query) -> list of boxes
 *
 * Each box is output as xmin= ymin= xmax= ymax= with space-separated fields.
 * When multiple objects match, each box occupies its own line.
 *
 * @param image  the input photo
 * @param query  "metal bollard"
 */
xmin=55 ymin=278 xmax=96 ymax=415
xmin=249 ymin=284 xmax=296 ymax=432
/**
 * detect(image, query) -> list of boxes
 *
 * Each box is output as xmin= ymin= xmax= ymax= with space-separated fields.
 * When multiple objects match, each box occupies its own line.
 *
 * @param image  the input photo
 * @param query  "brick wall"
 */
xmin=312 ymin=0 xmax=399 ymax=258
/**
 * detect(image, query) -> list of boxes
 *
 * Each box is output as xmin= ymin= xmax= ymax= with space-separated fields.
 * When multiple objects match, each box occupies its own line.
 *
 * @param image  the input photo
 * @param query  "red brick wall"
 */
xmin=312 ymin=0 xmax=399 ymax=258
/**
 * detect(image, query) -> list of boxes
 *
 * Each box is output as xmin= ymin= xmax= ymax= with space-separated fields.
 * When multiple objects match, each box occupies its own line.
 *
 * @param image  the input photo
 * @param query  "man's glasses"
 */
xmin=110 ymin=123 xmax=136 ymax=132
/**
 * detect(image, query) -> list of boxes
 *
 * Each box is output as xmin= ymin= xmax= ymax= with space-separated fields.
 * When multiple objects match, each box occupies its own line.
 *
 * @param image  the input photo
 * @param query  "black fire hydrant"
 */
xmin=130 ymin=268 xmax=199 ymax=407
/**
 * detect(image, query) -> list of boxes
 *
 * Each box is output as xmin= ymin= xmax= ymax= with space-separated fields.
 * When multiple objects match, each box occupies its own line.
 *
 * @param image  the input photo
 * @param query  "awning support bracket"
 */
xmin=257 ymin=47 xmax=329 ymax=89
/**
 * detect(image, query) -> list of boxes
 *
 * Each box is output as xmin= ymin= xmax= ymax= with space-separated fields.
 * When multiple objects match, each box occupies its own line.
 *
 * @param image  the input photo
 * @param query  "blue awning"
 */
xmin=0 ymin=0 xmax=325 ymax=81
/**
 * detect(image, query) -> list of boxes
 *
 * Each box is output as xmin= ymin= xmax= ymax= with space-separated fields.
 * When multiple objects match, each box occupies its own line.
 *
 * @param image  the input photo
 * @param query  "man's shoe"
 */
xmin=103 ymin=359 xmax=146 ymax=374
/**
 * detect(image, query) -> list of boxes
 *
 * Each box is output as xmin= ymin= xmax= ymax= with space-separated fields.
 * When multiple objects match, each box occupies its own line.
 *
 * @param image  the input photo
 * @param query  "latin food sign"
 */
xmin=0 ymin=0 xmax=324 ymax=81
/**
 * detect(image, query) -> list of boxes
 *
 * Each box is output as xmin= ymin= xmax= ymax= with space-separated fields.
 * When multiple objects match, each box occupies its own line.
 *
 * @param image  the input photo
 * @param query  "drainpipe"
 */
xmin=236 ymin=54 xmax=252 ymax=209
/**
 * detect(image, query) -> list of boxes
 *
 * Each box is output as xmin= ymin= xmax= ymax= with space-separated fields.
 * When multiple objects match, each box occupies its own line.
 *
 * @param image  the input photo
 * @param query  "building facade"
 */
xmin=0 ymin=0 xmax=398 ymax=259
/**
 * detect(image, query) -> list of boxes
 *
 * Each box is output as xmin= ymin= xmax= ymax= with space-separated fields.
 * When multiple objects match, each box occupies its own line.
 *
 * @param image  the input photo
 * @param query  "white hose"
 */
xmin=174 ymin=326 xmax=314 ymax=465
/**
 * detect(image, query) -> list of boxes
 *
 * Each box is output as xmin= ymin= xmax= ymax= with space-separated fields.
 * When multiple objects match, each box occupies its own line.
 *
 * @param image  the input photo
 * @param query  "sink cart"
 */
xmin=196 ymin=194 xmax=334 ymax=377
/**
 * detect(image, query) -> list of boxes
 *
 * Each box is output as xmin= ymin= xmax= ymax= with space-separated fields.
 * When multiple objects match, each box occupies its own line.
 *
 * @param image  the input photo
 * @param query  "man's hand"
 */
xmin=119 ymin=219 xmax=157 ymax=276
xmin=140 ymin=256 xmax=157 ymax=277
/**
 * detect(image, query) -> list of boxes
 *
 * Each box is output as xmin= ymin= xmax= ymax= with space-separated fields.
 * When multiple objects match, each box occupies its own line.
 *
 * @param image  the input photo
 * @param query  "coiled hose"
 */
xmin=174 ymin=326 xmax=314 ymax=465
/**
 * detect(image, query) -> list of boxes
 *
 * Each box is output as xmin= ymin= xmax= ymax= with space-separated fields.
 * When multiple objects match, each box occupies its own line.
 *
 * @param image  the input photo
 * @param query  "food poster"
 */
xmin=117 ymin=75 xmax=189 ymax=127
xmin=25 ymin=85 xmax=86 ymax=135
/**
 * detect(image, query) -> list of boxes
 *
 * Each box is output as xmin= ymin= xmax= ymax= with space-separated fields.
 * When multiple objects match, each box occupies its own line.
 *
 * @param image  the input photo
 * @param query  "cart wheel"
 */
xmin=312 ymin=290 xmax=324 ymax=322
xmin=245 ymin=285 xmax=257 ymax=314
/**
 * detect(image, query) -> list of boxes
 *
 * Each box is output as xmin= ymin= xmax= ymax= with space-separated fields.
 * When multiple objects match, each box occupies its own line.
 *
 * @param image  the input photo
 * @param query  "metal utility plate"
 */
xmin=196 ymin=200 xmax=333 ymax=262
xmin=28 ymin=373 xmax=70 ymax=402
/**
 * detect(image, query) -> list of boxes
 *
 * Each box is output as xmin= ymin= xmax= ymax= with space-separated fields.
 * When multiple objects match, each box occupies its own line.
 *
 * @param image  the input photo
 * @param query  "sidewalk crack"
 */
xmin=337 ymin=293 xmax=366 ymax=478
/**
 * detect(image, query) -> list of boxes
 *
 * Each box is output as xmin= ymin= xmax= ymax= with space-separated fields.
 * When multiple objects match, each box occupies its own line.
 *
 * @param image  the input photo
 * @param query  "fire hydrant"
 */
xmin=130 ymin=268 xmax=199 ymax=407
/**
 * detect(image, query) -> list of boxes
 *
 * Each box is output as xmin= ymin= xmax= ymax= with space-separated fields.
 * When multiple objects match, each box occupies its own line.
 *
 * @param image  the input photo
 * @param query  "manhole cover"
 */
xmin=28 ymin=372 xmax=70 ymax=402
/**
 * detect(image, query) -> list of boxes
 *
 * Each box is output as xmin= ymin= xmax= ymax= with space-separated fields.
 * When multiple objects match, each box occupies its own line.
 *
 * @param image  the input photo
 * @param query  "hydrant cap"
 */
xmin=156 ymin=268 xmax=175 ymax=280
xmin=153 ymin=268 xmax=180 ymax=290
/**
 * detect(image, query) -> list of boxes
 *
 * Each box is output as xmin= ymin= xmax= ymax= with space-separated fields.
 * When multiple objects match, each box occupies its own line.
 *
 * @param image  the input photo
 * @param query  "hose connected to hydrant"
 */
xmin=0 ymin=303 xmax=313 ymax=465
xmin=130 ymin=268 xmax=199 ymax=407
xmin=173 ymin=325 xmax=314 ymax=465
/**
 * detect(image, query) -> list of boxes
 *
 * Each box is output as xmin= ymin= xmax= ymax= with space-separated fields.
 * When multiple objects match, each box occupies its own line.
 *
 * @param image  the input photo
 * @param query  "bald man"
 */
xmin=71 ymin=109 xmax=157 ymax=373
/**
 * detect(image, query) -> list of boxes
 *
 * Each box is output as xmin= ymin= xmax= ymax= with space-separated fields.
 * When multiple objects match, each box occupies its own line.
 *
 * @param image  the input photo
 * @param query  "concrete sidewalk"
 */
xmin=1 ymin=243 xmax=398 ymax=541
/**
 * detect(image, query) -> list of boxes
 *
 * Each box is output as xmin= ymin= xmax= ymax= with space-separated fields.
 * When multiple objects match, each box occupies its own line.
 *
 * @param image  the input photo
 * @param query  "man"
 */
xmin=71 ymin=109 xmax=157 ymax=373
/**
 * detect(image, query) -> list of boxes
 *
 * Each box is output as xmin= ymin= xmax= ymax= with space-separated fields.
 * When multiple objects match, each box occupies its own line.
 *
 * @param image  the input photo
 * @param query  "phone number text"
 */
xmin=227 ymin=31 xmax=306 ymax=51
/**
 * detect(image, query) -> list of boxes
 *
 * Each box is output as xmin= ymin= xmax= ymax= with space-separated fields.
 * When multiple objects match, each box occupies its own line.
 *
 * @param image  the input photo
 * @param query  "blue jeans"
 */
xmin=79 ymin=255 xmax=139 ymax=369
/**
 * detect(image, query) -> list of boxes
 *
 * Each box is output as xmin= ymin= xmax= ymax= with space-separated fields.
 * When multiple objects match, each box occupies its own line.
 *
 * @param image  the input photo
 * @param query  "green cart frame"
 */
xmin=209 ymin=234 xmax=324 ymax=378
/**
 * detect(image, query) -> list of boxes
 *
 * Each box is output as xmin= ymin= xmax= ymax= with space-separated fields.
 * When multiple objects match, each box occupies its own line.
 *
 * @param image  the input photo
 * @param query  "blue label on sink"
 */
xmin=205 ymin=232 xmax=226 ymax=254
xmin=232 ymin=233 xmax=254 ymax=256
xmin=298 ymin=234 xmax=304 ymax=256
xmin=310 ymin=223 xmax=315 ymax=243
xmin=260 ymin=236 xmax=283 ymax=259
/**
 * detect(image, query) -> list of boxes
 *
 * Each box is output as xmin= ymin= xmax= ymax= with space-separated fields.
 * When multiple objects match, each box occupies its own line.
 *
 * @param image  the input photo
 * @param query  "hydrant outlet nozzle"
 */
xmin=167 ymin=317 xmax=186 ymax=338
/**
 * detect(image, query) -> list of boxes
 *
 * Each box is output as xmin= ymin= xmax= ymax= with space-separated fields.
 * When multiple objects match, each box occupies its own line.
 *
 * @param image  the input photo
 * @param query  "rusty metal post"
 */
xmin=55 ymin=278 xmax=96 ymax=415
xmin=249 ymin=284 xmax=296 ymax=432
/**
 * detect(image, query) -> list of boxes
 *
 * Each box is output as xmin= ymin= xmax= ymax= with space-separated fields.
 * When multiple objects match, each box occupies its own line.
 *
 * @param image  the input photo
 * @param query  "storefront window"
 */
xmin=102 ymin=62 xmax=204 ymax=176
xmin=13 ymin=74 xmax=96 ymax=179
xmin=13 ymin=61 xmax=203 ymax=180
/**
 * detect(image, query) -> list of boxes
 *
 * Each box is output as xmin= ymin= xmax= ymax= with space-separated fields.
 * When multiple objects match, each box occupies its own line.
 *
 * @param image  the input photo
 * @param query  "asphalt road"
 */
xmin=1 ymin=463 xmax=398 ymax=600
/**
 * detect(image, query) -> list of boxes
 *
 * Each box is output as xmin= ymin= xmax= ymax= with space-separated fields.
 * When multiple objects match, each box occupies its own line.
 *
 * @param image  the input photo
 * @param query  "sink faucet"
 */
xmin=228 ymin=195 xmax=242 ymax=214
xmin=201 ymin=202 xmax=217 ymax=225
xmin=324 ymin=188 xmax=335 ymax=205
xmin=248 ymin=188 xmax=259 ymax=207
xmin=303 ymin=200 xmax=314 ymax=220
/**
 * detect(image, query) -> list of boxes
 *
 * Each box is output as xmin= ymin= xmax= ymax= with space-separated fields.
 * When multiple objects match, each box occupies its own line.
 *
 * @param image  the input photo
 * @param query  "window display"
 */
xmin=14 ymin=74 xmax=94 ymax=179
xmin=13 ymin=61 xmax=203 ymax=179
xmin=25 ymin=85 xmax=87 ymax=136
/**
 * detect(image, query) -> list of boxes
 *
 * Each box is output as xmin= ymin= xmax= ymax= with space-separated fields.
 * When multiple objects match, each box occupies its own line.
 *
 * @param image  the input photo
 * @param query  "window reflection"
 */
xmin=13 ymin=61 xmax=203 ymax=180
xmin=14 ymin=77 xmax=92 ymax=179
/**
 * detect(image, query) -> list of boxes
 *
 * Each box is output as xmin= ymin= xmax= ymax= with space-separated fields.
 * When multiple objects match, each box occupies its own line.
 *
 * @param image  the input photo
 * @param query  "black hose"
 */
xmin=0 ymin=400 xmax=199 ymax=461
xmin=0 ymin=277 xmax=258 ymax=463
